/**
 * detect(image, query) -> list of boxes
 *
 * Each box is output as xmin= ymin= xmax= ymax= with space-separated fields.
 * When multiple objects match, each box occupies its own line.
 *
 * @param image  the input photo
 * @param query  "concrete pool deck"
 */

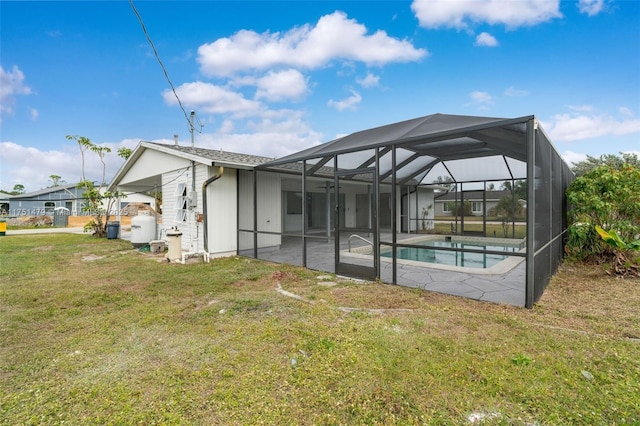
xmin=243 ymin=233 xmax=526 ymax=307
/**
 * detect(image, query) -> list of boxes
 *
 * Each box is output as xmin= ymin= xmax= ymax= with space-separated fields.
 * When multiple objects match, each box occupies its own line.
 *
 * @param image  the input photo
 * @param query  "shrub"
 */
xmin=566 ymin=163 xmax=640 ymax=264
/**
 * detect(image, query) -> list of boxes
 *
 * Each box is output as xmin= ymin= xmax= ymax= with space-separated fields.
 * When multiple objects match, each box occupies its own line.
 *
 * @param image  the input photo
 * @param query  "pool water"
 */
xmin=381 ymin=240 xmax=519 ymax=269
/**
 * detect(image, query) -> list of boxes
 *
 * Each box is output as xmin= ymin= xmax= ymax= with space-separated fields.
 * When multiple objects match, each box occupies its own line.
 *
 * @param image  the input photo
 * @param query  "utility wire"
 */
xmin=128 ymin=0 xmax=191 ymax=131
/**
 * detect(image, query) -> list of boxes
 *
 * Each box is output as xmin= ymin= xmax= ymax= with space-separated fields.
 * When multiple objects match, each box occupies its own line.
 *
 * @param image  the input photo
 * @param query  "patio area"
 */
xmin=240 ymin=232 xmax=525 ymax=306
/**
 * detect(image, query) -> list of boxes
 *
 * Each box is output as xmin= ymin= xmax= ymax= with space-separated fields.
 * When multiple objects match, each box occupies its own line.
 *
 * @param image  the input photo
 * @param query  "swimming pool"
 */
xmin=380 ymin=239 xmax=519 ymax=269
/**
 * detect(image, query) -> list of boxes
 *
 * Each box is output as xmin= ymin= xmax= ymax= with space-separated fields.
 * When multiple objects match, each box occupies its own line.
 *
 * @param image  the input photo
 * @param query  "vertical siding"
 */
xmin=238 ymin=170 xmax=281 ymax=250
xmin=206 ymin=166 xmax=238 ymax=255
xmin=161 ymin=167 xmax=192 ymax=248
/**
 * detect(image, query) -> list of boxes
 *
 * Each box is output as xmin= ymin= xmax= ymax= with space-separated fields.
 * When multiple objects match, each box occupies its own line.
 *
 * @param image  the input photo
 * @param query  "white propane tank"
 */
xmin=130 ymin=212 xmax=157 ymax=247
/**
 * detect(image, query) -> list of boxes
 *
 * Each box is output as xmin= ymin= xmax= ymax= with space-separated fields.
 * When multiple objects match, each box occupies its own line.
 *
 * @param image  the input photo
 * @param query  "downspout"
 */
xmin=202 ymin=166 xmax=224 ymax=259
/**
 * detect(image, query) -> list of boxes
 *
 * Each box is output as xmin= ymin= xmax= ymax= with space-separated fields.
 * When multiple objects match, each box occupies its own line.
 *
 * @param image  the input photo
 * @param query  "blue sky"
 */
xmin=1 ymin=0 xmax=638 ymax=192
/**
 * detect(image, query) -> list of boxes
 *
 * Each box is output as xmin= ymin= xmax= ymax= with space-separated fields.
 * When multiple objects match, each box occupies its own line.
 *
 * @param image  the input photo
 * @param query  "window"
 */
xmin=472 ymin=201 xmax=483 ymax=213
xmin=442 ymin=203 xmax=450 ymax=212
xmin=286 ymin=192 xmax=303 ymax=215
xmin=44 ymin=202 xmax=55 ymax=215
xmin=175 ymin=183 xmax=187 ymax=222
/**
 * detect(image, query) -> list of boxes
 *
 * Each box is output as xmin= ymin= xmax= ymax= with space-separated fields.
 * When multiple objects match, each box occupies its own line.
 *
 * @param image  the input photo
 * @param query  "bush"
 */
xmin=566 ymin=163 xmax=640 ymax=263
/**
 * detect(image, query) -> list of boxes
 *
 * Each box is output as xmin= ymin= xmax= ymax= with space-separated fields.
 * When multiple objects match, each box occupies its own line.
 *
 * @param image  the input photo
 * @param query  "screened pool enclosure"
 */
xmin=238 ymin=114 xmax=573 ymax=308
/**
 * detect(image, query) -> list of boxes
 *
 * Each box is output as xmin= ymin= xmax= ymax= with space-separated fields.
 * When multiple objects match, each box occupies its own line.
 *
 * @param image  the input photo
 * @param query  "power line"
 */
xmin=128 ymin=0 xmax=191 ymax=131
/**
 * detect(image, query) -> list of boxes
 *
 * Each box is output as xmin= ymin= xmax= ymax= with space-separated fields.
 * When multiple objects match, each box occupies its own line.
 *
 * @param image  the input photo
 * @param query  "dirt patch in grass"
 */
xmin=29 ymin=245 xmax=54 ymax=252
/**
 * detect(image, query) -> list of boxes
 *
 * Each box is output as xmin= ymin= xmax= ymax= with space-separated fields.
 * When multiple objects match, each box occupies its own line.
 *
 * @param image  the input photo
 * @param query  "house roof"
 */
xmin=8 ymin=184 xmax=80 ymax=200
xmin=434 ymin=190 xmax=514 ymax=201
xmin=142 ymin=142 xmax=275 ymax=168
xmin=257 ymin=113 xmax=535 ymax=185
xmin=108 ymin=141 xmax=276 ymax=191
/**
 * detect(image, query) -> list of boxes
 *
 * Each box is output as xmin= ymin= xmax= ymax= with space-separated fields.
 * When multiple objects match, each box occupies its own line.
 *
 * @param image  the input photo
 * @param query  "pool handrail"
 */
xmin=348 ymin=234 xmax=373 ymax=252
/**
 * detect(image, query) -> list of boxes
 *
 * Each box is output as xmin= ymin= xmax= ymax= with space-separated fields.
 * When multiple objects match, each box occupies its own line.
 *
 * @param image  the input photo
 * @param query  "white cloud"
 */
xmin=504 ymin=86 xmax=528 ymax=97
xmin=255 ymin=69 xmax=309 ymax=102
xmin=0 ymin=65 xmax=33 ymax=115
xmin=356 ymin=72 xmax=380 ymax=88
xmin=618 ymin=106 xmax=633 ymax=117
xmin=29 ymin=107 xmax=39 ymax=121
xmin=197 ymin=11 xmax=427 ymax=77
xmin=162 ymin=81 xmax=262 ymax=116
xmin=543 ymin=109 xmax=640 ymax=142
xmin=474 ymin=32 xmax=498 ymax=47
xmin=411 ymin=0 xmax=562 ymax=30
xmin=195 ymin=111 xmax=323 ymax=159
xmin=327 ymin=90 xmax=362 ymax=111
xmin=219 ymin=119 xmax=235 ymax=133
xmin=0 ymin=139 xmax=141 ymax=192
xmin=561 ymin=150 xmax=588 ymax=166
xmin=467 ymin=91 xmax=494 ymax=108
xmin=578 ymin=0 xmax=606 ymax=16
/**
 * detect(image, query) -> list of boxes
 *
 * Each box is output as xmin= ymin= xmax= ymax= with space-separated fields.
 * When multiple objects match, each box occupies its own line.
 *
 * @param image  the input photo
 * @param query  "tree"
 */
xmin=571 ymin=152 xmax=639 ymax=177
xmin=565 ymin=162 xmax=640 ymax=265
xmin=501 ymin=179 xmax=527 ymax=200
xmin=66 ymin=135 xmax=93 ymax=182
xmin=492 ymin=195 xmax=524 ymax=237
xmin=48 ymin=175 xmax=66 ymax=187
xmin=446 ymin=200 xmax=472 ymax=216
xmin=66 ymin=135 xmax=124 ymax=237
xmin=12 ymin=184 xmax=25 ymax=194
xmin=117 ymin=147 xmax=133 ymax=160
xmin=90 ymin=145 xmax=112 ymax=189
xmin=432 ymin=175 xmax=456 ymax=192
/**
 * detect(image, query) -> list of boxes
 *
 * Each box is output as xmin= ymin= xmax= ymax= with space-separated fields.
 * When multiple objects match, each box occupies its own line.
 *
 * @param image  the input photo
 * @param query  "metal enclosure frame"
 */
xmin=241 ymin=113 xmax=573 ymax=308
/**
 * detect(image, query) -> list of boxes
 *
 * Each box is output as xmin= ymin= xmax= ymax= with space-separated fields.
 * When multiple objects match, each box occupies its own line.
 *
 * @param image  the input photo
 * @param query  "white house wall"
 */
xmin=120 ymin=149 xmax=192 ymax=185
xmin=161 ymin=166 xmax=203 ymax=253
xmin=400 ymin=187 xmax=435 ymax=231
xmin=205 ymin=166 xmax=238 ymax=257
xmin=237 ymin=170 xmax=282 ymax=250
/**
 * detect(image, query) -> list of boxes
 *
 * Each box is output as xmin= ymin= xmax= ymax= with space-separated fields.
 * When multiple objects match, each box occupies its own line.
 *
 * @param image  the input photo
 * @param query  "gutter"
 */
xmin=202 ymin=166 xmax=224 ymax=258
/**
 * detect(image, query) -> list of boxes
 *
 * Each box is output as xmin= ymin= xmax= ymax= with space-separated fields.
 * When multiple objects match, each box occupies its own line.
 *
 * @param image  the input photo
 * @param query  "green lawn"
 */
xmin=1 ymin=234 xmax=638 ymax=424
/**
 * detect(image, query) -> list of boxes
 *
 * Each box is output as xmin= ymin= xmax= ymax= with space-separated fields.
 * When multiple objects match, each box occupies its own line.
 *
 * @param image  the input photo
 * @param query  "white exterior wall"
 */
xmin=161 ymin=165 xmax=204 ymax=253
xmin=120 ymin=149 xmax=191 ymax=186
xmin=238 ymin=170 xmax=282 ymax=250
xmin=397 ymin=187 xmax=435 ymax=232
xmin=205 ymin=166 xmax=238 ymax=257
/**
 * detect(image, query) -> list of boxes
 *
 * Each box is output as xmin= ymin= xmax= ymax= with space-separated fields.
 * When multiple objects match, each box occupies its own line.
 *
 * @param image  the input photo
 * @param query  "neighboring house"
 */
xmin=7 ymin=184 xmax=85 ymax=216
xmin=107 ymin=141 xmax=435 ymax=259
xmin=0 ymin=192 xmax=12 ymax=214
xmin=5 ymin=183 xmax=155 ymax=218
xmin=434 ymin=190 xmax=524 ymax=217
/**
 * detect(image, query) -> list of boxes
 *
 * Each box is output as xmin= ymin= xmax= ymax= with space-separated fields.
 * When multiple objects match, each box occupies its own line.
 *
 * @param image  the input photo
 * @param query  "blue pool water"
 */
xmin=381 ymin=240 xmax=519 ymax=269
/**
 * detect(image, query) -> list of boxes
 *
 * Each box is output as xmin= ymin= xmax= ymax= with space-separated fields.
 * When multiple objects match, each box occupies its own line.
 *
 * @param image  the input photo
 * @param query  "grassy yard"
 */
xmin=1 ymin=234 xmax=638 ymax=425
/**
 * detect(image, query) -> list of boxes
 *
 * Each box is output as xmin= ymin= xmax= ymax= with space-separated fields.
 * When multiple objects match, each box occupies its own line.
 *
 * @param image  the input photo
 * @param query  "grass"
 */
xmin=1 ymin=234 xmax=639 ymax=425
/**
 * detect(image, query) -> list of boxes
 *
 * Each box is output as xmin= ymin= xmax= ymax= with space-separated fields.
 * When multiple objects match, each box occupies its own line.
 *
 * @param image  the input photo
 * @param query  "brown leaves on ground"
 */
xmin=531 ymin=262 xmax=640 ymax=339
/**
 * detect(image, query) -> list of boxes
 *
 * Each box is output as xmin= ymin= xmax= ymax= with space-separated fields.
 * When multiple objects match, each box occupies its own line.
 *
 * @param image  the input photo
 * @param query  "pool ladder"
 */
xmin=348 ymin=234 xmax=373 ymax=252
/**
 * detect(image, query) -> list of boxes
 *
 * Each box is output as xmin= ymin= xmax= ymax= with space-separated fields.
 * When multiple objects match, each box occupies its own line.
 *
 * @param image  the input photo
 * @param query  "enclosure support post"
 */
xmin=525 ymin=118 xmax=536 ymax=308
xmin=391 ymin=145 xmax=397 ymax=284
xmin=482 ymin=182 xmax=487 ymax=237
xmin=334 ymin=156 xmax=340 ymax=270
xmin=325 ymin=181 xmax=331 ymax=239
xmin=253 ymin=170 xmax=258 ymax=259
xmin=302 ymin=160 xmax=307 ymax=268
xmin=374 ymin=148 xmax=381 ymax=279
xmin=407 ymin=185 xmax=411 ymax=234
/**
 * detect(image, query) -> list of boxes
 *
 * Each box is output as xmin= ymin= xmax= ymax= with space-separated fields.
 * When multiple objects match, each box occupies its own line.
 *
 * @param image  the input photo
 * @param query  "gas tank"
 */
xmin=130 ymin=213 xmax=157 ymax=247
